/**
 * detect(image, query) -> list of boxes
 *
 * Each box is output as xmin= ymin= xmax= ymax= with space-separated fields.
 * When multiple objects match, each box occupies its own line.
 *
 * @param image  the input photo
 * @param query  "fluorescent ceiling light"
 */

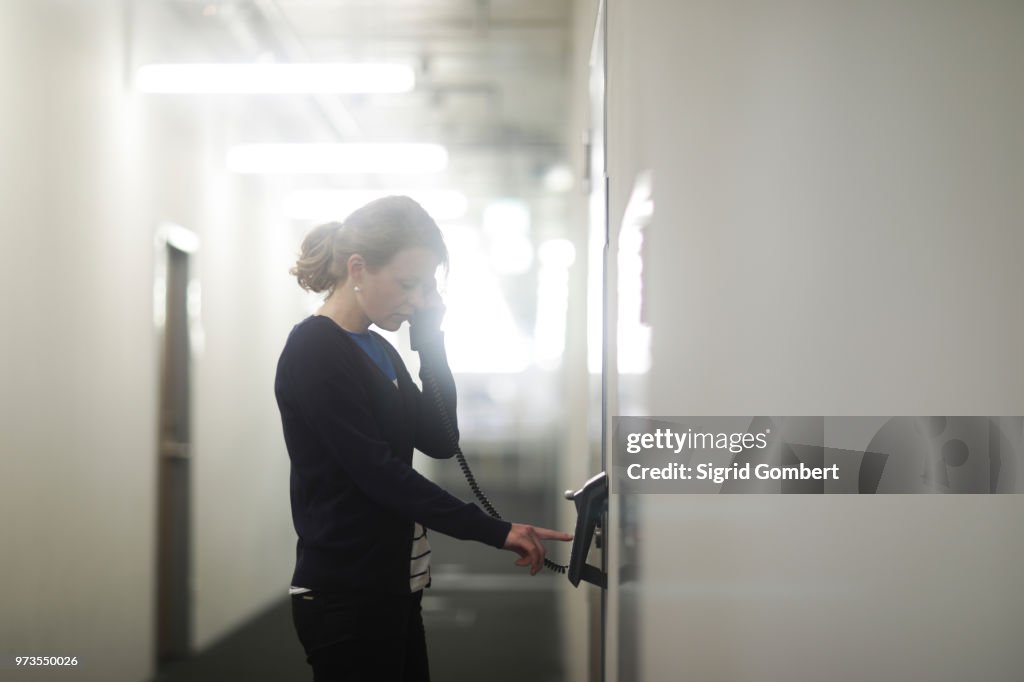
xmin=542 ymin=164 xmax=575 ymax=193
xmin=136 ymin=63 xmax=415 ymax=94
xmin=226 ymin=144 xmax=448 ymax=174
xmin=284 ymin=189 xmax=469 ymax=222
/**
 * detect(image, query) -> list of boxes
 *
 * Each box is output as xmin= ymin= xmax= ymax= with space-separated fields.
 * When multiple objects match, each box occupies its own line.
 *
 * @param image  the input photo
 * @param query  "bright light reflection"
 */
xmin=227 ymin=144 xmax=448 ymax=174
xmin=482 ymin=199 xmax=533 ymax=275
xmin=441 ymin=225 xmax=532 ymax=373
xmin=136 ymin=63 xmax=415 ymax=94
xmin=538 ymin=238 xmax=576 ymax=269
xmin=617 ymin=173 xmax=653 ymax=375
xmin=587 ymin=184 xmax=604 ymax=374
xmin=534 ymin=239 xmax=576 ymax=370
xmin=543 ymin=164 xmax=575 ymax=193
xmin=284 ymin=189 xmax=468 ymax=222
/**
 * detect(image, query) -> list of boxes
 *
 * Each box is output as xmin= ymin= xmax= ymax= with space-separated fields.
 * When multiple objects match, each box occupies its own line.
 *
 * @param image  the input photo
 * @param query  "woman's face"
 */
xmin=350 ymin=247 xmax=441 ymax=332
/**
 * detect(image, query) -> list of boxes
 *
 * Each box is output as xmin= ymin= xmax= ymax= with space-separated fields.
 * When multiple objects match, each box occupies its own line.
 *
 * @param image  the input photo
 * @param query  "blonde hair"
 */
xmin=290 ymin=195 xmax=449 ymax=295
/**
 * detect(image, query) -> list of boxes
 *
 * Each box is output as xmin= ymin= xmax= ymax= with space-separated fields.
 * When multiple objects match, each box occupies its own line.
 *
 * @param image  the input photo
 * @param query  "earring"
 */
xmin=353 ymin=285 xmax=361 ymax=292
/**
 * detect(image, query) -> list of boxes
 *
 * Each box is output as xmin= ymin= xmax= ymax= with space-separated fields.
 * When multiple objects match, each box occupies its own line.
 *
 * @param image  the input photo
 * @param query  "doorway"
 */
xmin=155 ymin=225 xmax=199 ymax=663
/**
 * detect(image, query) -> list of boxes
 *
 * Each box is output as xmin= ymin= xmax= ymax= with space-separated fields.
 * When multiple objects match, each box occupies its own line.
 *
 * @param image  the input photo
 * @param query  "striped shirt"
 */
xmin=290 ymin=521 xmax=431 ymax=595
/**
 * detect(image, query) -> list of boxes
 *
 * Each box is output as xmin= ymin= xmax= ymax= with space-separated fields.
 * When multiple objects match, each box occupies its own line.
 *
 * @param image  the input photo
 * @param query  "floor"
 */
xmin=151 ymin=486 xmax=568 ymax=682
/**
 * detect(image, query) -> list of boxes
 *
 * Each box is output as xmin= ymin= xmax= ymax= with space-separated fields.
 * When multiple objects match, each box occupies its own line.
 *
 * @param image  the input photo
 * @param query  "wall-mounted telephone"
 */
xmin=564 ymin=471 xmax=608 ymax=589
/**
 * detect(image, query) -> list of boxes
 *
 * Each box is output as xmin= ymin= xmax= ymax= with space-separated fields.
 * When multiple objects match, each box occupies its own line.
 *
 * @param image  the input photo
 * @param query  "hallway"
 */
xmin=6 ymin=2 xmax=1024 ymax=680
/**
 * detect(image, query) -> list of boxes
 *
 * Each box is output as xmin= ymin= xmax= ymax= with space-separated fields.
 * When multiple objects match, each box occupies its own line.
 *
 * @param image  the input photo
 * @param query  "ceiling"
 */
xmin=133 ymin=0 xmax=577 ymax=213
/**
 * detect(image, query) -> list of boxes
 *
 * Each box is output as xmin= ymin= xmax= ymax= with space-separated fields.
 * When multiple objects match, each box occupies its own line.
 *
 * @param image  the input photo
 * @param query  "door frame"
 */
xmin=153 ymin=222 xmax=200 ymax=663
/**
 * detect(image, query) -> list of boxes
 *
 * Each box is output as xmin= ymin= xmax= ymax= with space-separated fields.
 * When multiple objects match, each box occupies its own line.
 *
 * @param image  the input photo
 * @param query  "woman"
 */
xmin=274 ymin=195 xmax=572 ymax=681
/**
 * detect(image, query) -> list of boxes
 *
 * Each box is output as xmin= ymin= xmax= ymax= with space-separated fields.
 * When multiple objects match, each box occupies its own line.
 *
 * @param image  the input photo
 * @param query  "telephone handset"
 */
xmin=410 ymin=307 xmax=569 ymax=575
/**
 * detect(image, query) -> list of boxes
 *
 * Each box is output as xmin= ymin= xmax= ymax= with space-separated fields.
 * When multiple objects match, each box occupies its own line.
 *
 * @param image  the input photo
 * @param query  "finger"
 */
xmin=423 ymin=281 xmax=443 ymax=306
xmin=517 ymin=538 xmax=539 ymax=575
xmin=516 ymin=552 xmax=538 ymax=572
xmin=533 ymin=527 xmax=575 ymax=542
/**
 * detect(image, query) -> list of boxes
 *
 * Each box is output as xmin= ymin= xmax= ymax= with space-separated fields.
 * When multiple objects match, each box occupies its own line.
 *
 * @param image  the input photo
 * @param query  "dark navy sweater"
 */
xmin=274 ymin=315 xmax=511 ymax=595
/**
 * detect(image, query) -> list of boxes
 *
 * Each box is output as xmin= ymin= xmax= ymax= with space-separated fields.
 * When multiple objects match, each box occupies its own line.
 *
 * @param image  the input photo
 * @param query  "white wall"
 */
xmin=607 ymin=1 xmax=1024 ymax=680
xmin=0 ymin=2 xmax=306 ymax=679
xmin=189 ymin=167 xmax=303 ymax=649
xmin=0 ymin=2 xmax=157 ymax=680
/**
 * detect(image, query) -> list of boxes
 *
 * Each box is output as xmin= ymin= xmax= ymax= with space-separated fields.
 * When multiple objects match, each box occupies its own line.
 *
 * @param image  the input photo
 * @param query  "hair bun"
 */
xmin=290 ymin=221 xmax=343 ymax=293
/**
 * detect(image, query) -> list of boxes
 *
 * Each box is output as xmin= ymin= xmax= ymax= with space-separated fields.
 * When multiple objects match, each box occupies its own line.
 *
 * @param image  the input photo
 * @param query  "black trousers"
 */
xmin=291 ymin=589 xmax=430 ymax=682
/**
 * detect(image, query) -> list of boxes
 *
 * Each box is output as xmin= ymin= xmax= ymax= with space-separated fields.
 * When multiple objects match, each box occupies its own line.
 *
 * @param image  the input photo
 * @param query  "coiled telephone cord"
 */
xmin=421 ymin=363 xmax=567 ymax=574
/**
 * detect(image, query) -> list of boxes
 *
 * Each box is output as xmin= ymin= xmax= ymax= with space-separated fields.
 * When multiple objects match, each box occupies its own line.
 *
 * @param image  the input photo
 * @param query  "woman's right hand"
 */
xmin=503 ymin=523 xmax=573 ymax=575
